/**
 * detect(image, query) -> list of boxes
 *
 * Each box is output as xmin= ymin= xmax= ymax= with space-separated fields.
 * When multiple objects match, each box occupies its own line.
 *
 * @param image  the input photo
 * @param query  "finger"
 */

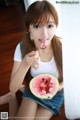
xmin=35 ymin=50 xmax=39 ymax=58
xmin=28 ymin=51 xmax=40 ymax=60
xmin=34 ymin=65 xmax=39 ymax=70
xmin=31 ymin=60 xmax=39 ymax=69
xmin=31 ymin=50 xmax=39 ymax=60
xmin=30 ymin=54 xmax=40 ymax=62
xmin=32 ymin=63 xmax=39 ymax=70
xmin=28 ymin=51 xmax=37 ymax=57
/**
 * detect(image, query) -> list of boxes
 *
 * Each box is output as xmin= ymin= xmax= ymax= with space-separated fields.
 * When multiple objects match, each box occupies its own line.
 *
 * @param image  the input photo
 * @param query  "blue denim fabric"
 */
xmin=22 ymin=89 xmax=64 ymax=115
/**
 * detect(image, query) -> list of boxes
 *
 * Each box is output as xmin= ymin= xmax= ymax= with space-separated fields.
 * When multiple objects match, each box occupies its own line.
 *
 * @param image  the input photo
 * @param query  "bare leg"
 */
xmin=0 ymin=92 xmax=12 ymax=105
xmin=35 ymin=105 xmax=53 ymax=120
xmin=9 ymin=93 xmax=18 ymax=119
xmin=15 ymin=98 xmax=38 ymax=120
xmin=9 ymin=85 xmax=25 ymax=118
xmin=0 ymin=84 xmax=25 ymax=105
xmin=0 ymin=84 xmax=25 ymax=120
xmin=0 ymin=92 xmax=18 ymax=120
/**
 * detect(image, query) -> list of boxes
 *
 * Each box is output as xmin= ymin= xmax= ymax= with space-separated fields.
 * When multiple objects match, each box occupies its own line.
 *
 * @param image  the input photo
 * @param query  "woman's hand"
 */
xmin=58 ymin=82 xmax=63 ymax=92
xmin=23 ymin=50 xmax=40 ymax=70
xmin=9 ymin=51 xmax=40 ymax=93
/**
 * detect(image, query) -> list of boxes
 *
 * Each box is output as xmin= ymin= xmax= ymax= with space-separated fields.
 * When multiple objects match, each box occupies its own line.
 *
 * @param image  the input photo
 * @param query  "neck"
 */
xmin=38 ymin=45 xmax=53 ymax=62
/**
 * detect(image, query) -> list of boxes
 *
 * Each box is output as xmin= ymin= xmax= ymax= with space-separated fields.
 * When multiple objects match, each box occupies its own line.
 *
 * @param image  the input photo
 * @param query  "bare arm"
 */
xmin=9 ymin=51 xmax=40 ymax=93
xmin=9 ymin=60 xmax=30 ymax=93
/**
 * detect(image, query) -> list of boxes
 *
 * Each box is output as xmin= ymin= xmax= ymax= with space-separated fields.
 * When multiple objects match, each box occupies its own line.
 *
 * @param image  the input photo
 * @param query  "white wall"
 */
xmin=61 ymin=1 xmax=80 ymax=119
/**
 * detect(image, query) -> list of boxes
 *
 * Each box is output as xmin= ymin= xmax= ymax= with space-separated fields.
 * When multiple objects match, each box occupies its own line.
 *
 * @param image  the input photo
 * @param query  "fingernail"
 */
xmin=32 ymin=51 xmax=36 ymax=53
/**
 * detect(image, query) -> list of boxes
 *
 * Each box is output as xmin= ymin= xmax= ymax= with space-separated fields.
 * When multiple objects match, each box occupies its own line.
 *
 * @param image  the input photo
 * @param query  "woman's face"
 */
xmin=29 ymin=16 xmax=56 ymax=50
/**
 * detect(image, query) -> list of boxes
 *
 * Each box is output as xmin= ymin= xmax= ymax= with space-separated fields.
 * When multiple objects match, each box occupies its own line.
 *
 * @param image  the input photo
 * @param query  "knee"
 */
xmin=8 ymin=92 xmax=17 ymax=102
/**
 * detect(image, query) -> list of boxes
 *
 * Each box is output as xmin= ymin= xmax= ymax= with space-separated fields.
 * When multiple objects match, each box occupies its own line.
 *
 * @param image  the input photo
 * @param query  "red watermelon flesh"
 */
xmin=29 ymin=74 xmax=59 ymax=99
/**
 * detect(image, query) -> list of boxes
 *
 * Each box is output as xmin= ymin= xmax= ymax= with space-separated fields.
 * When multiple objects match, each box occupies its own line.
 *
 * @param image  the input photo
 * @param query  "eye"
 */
xmin=33 ymin=24 xmax=40 ymax=28
xmin=47 ymin=24 xmax=54 ymax=28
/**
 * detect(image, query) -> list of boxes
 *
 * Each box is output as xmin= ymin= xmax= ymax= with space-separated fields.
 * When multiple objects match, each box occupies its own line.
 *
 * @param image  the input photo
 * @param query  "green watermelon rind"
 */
xmin=29 ymin=74 xmax=59 ymax=99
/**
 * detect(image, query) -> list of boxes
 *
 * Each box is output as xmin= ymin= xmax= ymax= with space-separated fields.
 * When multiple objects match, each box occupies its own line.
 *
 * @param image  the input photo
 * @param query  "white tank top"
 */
xmin=30 ymin=57 xmax=58 ymax=78
xmin=14 ymin=43 xmax=59 ymax=78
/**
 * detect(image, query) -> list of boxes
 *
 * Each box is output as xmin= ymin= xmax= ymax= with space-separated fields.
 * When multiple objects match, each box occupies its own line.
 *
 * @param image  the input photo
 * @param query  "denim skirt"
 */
xmin=22 ymin=89 xmax=64 ymax=115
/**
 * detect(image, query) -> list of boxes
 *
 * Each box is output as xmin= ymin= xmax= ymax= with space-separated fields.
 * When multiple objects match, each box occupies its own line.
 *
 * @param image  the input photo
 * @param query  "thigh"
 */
xmin=35 ymin=105 xmax=53 ymax=120
xmin=15 ymin=98 xmax=38 ymax=120
xmin=9 ymin=93 xmax=18 ymax=117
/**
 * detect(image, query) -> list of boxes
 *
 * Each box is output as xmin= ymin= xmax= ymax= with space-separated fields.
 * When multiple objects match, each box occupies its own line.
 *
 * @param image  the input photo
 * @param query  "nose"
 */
xmin=41 ymin=27 xmax=49 ymax=39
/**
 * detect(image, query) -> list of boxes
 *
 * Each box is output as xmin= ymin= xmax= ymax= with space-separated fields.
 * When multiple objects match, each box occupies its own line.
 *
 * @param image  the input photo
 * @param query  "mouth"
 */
xmin=39 ymin=39 xmax=47 ymax=49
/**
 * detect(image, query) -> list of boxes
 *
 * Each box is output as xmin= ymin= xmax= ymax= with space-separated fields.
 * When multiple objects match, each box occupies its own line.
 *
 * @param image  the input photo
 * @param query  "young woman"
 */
xmin=0 ymin=1 xmax=63 ymax=120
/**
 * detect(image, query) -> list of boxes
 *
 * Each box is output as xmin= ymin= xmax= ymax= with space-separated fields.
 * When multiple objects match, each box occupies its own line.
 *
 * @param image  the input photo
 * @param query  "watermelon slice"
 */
xmin=29 ymin=74 xmax=59 ymax=99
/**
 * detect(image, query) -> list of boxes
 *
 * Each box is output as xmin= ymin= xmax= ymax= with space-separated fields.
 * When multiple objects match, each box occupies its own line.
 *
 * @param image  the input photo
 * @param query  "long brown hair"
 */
xmin=21 ymin=0 xmax=63 ymax=83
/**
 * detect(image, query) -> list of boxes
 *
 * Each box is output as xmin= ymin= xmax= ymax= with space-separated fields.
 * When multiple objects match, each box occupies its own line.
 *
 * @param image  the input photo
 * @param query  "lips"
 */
xmin=40 ymin=42 xmax=47 ymax=49
xmin=39 ymin=39 xmax=47 ymax=49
